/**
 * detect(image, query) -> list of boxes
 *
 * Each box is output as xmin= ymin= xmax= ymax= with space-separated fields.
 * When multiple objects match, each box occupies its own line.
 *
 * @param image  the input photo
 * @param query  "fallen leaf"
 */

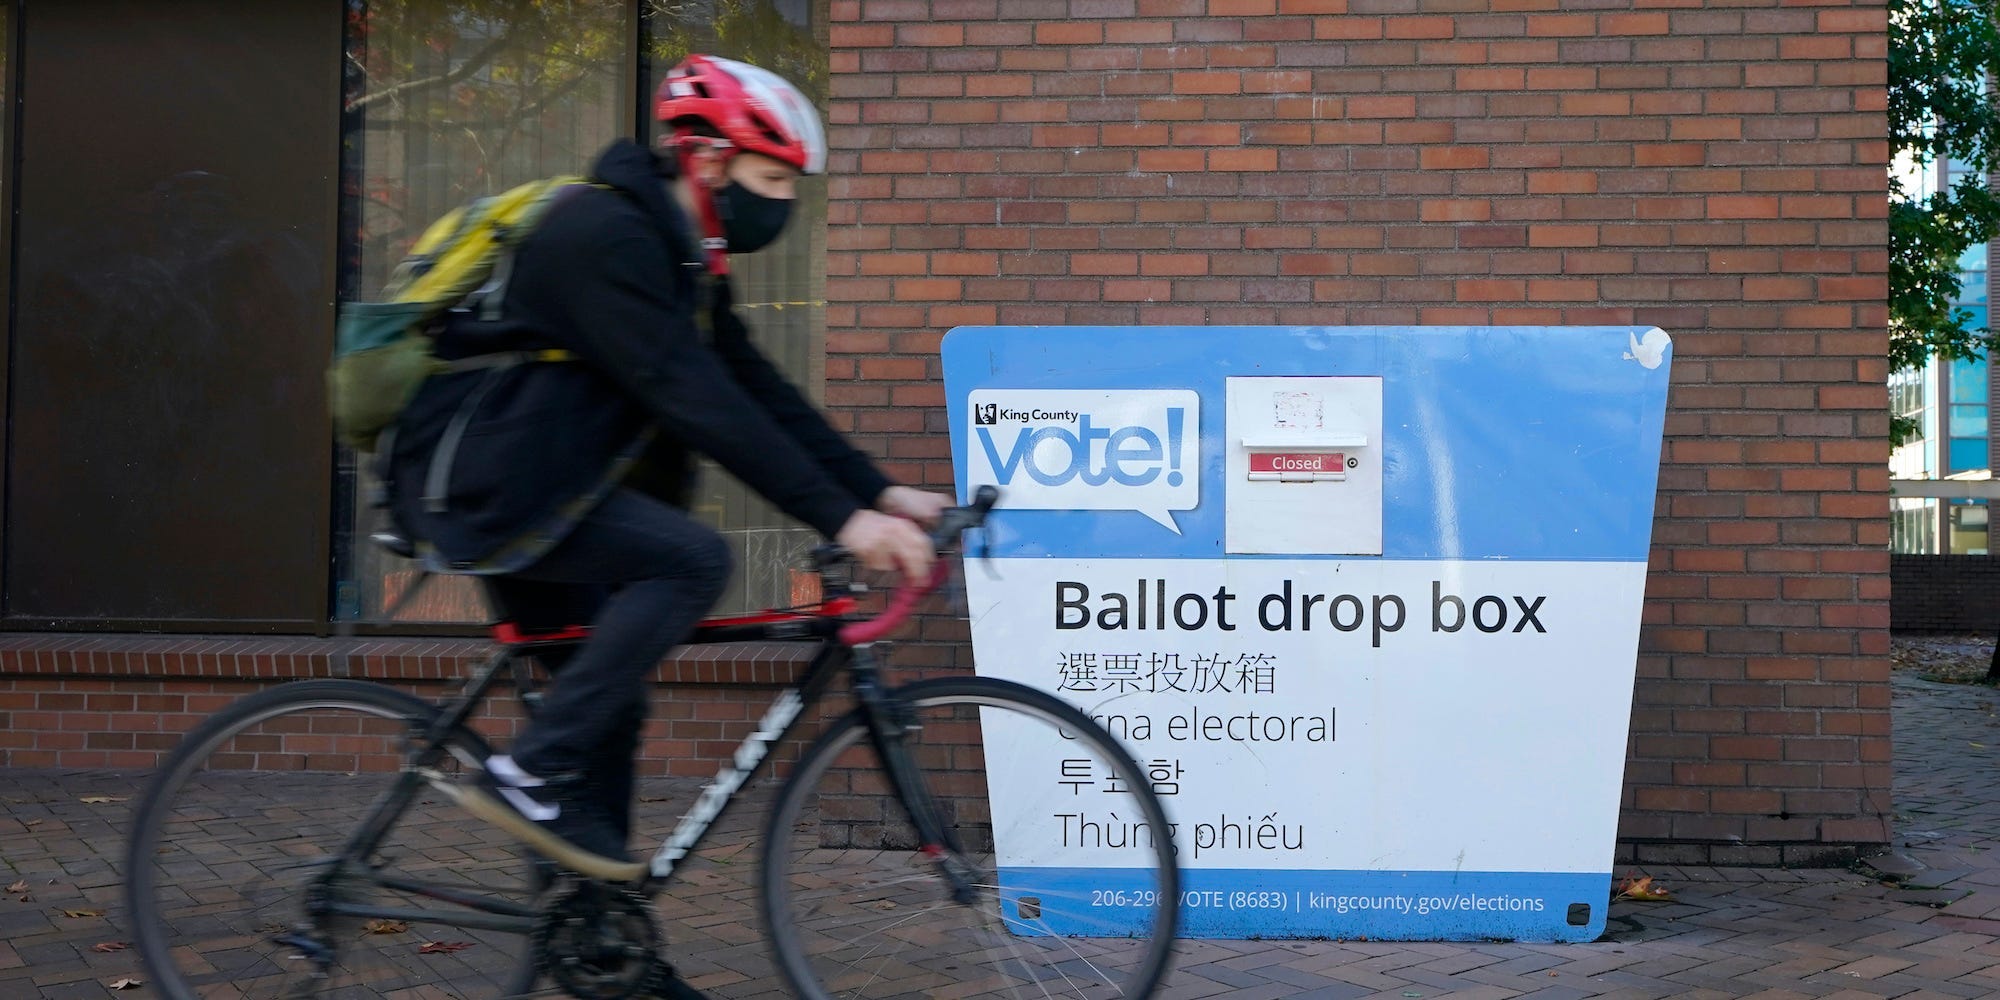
xmin=4 ymin=881 xmax=24 ymax=893
xmin=1892 ymin=636 xmax=2000 ymax=684
xmin=78 ymin=796 xmax=126 ymax=805
xmin=60 ymin=908 xmax=104 ymax=918
xmin=23 ymin=819 xmax=42 ymax=828
xmin=418 ymin=941 xmax=475 ymax=954
xmin=362 ymin=919 xmax=408 ymax=935
xmin=90 ymin=941 xmax=128 ymax=953
xmin=1612 ymin=875 xmax=1672 ymax=902
xmin=108 ymin=977 xmax=143 ymax=990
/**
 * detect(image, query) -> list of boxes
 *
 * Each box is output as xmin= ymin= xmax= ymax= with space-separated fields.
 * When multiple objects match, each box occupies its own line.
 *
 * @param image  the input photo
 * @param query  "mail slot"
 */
xmin=1226 ymin=376 xmax=1382 ymax=554
xmin=1248 ymin=451 xmax=1346 ymax=481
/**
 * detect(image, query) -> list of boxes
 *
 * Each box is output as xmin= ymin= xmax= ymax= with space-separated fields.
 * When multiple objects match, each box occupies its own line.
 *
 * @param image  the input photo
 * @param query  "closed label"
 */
xmin=1248 ymin=452 xmax=1343 ymax=474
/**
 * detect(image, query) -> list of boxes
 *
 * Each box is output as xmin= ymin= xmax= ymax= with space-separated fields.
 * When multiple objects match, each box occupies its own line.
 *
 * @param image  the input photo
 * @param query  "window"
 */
xmin=1892 ymin=499 xmax=1939 ymax=554
xmin=1949 ymin=357 xmax=1989 ymax=405
xmin=644 ymin=2 xmax=831 ymax=616
xmin=338 ymin=0 xmax=634 ymax=625
xmin=6 ymin=2 xmax=339 ymax=627
xmin=1948 ymin=437 xmax=1990 ymax=472
xmin=1945 ymin=358 xmax=1989 ymax=475
xmin=1891 ymin=368 xmax=1927 ymax=426
xmin=1950 ymin=500 xmax=1990 ymax=555
xmin=1950 ymin=403 xmax=1988 ymax=437
xmin=1965 ymin=303 xmax=1991 ymax=331
xmin=337 ymin=1 xmax=830 ymax=625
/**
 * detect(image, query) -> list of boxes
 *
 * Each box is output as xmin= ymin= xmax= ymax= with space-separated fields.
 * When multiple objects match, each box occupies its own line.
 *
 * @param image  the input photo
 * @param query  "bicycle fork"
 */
xmin=850 ymin=651 xmax=981 ymax=906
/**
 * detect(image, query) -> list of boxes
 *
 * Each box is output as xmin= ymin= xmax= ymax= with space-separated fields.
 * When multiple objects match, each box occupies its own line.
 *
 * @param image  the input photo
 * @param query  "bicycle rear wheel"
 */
xmin=762 ymin=676 xmax=1179 ymax=1000
xmin=125 ymin=679 xmax=542 ymax=1000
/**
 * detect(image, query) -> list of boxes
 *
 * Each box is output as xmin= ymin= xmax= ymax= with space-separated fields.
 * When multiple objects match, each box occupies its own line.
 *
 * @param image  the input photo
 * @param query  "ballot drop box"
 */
xmin=943 ymin=326 xmax=1674 ymax=942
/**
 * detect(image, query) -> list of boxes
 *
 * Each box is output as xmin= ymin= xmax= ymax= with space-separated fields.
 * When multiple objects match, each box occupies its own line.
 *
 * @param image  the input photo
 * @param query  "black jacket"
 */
xmin=387 ymin=139 xmax=889 ymax=572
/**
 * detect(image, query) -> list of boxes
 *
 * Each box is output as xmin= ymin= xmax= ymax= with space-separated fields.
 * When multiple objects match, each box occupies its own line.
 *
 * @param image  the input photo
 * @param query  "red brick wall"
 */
xmin=825 ymin=0 xmax=1890 ymax=863
xmin=0 ymin=638 xmax=830 ymax=777
xmin=0 ymin=0 xmax=1892 ymax=865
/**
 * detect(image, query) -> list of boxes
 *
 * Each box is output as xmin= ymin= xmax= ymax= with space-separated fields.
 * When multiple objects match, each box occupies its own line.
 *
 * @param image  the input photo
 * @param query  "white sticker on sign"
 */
xmin=967 ymin=389 xmax=1200 ymax=533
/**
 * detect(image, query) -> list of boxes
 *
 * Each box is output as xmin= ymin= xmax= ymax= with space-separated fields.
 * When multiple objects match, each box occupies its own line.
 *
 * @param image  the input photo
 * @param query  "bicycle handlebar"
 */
xmin=830 ymin=485 xmax=998 ymax=646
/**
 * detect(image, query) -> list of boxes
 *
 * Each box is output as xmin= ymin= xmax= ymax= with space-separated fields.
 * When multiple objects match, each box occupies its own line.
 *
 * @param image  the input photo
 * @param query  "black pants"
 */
xmin=488 ymin=489 xmax=732 ymax=839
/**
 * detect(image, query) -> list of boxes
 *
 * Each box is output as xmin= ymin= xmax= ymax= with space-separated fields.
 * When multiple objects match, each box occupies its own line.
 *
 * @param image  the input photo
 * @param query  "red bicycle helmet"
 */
xmin=655 ymin=55 xmax=826 ymax=175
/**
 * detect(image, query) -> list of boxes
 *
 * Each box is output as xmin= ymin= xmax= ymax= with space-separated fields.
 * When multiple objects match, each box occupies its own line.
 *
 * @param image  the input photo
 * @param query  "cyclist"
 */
xmin=383 ymin=55 xmax=946 ymax=881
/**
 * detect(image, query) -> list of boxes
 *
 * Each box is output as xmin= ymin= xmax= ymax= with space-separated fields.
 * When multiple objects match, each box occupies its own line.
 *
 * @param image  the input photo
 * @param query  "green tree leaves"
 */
xmin=1890 ymin=0 xmax=2000 ymax=378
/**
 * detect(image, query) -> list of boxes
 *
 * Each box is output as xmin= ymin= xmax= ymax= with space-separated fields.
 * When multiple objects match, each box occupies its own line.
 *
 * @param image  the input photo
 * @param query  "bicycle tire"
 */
xmin=124 ymin=678 xmax=542 ymax=1000
xmin=761 ymin=676 xmax=1179 ymax=1000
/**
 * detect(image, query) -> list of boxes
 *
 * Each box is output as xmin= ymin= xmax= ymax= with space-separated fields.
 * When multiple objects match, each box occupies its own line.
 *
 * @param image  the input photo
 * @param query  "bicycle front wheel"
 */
xmin=763 ymin=676 xmax=1179 ymax=1000
xmin=125 ymin=679 xmax=542 ymax=1000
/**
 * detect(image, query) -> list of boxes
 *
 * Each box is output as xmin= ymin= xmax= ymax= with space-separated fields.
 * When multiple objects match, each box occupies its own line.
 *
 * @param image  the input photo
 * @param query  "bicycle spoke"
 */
xmin=996 ymin=911 xmax=1114 ymax=996
xmin=764 ymin=678 xmax=1177 ymax=1000
xmin=840 ymin=908 xmax=940 ymax=1000
xmin=126 ymin=682 xmax=542 ymax=1000
xmin=982 ymin=911 xmax=1064 ymax=1000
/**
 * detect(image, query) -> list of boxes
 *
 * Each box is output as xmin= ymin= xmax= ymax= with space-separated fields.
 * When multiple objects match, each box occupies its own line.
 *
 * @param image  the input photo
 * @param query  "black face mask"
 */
xmin=717 ymin=182 xmax=793 ymax=254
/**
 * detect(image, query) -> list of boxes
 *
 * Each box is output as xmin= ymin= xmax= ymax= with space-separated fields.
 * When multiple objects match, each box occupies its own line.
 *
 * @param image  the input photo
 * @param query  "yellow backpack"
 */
xmin=327 ymin=176 xmax=596 ymax=452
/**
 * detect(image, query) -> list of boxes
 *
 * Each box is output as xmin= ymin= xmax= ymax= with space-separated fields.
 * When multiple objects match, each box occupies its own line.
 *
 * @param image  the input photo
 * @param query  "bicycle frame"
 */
xmin=317 ymin=578 xmax=958 ymax=934
xmin=637 ymin=608 xmax=859 ymax=883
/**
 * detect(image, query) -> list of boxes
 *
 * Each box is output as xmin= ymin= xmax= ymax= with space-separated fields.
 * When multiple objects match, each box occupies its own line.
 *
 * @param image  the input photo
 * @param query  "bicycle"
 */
xmin=124 ymin=486 xmax=1180 ymax=1000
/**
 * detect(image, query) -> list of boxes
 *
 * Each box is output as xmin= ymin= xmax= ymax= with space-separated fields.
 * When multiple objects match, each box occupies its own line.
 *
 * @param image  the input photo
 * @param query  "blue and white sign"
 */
xmin=943 ymin=326 xmax=1673 ymax=943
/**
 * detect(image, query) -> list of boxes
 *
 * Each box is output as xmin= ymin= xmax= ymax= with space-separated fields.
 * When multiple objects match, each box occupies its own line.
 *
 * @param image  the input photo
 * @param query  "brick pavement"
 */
xmin=2 ymin=670 xmax=1998 ymax=999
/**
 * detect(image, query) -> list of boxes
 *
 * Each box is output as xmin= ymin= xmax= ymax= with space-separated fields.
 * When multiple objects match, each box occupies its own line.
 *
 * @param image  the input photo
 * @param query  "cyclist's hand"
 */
xmin=836 ymin=509 xmax=935 ymax=581
xmin=875 ymin=485 xmax=950 ymax=528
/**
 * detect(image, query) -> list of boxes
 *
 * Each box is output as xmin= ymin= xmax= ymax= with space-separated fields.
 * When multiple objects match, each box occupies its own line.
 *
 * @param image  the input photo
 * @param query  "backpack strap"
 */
xmin=468 ymin=245 xmax=517 ymax=322
xmin=421 ymin=367 xmax=507 ymax=514
xmin=417 ymin=350 xmax=577 ymax=514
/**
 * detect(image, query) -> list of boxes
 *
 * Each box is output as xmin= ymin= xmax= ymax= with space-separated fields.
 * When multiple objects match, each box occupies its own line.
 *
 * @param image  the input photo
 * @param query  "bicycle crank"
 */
xmin=532 ymin=878 xmax=662 ymax=1000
